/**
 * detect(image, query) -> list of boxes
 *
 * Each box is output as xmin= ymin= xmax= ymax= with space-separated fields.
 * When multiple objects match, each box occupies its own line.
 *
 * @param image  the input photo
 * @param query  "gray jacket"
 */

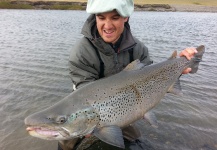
xmin=69 ymin=15 xmax=152 ymax=89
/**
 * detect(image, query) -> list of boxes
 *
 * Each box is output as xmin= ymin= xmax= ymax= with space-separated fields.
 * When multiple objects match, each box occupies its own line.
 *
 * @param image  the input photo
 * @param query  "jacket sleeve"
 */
xmin=133 ymin=38 xmax=153 ymax=65
xmin=68 ymin=38 xmax=100 ymax=90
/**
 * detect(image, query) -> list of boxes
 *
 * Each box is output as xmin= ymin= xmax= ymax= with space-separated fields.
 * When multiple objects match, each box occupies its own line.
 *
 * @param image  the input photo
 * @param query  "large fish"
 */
xmin=25 ymin=45 xmax=205 ymax=149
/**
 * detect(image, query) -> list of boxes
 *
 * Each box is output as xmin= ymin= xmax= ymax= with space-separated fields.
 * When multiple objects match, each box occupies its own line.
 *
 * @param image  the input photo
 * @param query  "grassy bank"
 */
xmin=0 ymin=1 xmax=33 ymax=9
xmin=134 ymin=0 xmax=217 ymax=6
xmin=4 ymin=0 xmax=216 ymax=6
xmin=0 ymin=1 xmax=85 ymax=9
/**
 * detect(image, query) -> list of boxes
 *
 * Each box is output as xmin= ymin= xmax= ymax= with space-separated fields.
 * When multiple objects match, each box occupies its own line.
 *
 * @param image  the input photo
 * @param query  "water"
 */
xmin=0 ymin=10 xmax=217 ymax=150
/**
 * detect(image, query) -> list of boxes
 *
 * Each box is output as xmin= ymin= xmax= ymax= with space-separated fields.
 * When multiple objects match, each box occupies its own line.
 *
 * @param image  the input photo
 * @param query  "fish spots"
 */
xmin=91 ymin=86 xmax=144 ymax=127
xmin=68 ymin=112 xmax=79 ymax=122
xmin=67 ymin=108 xmax=99 ymax=124
xmin=87 ymin=111 xmax=100 ymax=124
xmin=91 ymin=57 xmax=190 ymax=127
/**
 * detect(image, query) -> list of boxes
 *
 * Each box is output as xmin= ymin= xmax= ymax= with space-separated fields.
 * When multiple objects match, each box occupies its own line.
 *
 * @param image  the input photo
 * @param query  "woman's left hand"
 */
xmin=179 ymin=47 xmax=198 ymax=74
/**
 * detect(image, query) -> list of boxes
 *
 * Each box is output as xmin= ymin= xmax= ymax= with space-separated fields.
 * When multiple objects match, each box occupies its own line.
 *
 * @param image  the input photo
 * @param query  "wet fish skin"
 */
xmin=25 ymin=45 xmax=205 ymax=149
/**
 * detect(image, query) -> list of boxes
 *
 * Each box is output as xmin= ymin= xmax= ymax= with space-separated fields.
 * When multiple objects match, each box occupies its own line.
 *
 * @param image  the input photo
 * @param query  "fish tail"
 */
xmin=189 ymin=45 xmax=205 ymax=73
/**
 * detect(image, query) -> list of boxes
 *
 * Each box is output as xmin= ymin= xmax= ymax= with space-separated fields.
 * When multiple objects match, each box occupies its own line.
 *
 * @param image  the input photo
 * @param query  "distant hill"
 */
xmin=1 ymin=0 xmax=217 ymax=11
xmin=1 ymin=0 xmax=217 ymax=6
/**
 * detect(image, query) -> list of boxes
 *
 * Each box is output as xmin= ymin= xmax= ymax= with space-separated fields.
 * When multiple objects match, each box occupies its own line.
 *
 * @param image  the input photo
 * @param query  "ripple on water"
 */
xmin=0 ymin=10 xmax=217 ymax=150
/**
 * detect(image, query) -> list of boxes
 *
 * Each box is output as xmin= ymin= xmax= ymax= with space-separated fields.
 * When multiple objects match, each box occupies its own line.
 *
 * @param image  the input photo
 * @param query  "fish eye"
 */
xmin=56 ymin=116 xmax=67 ymax=124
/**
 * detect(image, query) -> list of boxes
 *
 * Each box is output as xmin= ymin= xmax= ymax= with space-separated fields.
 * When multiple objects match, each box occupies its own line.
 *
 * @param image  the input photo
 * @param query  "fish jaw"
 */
xmin=26 ymin=126 xmax=71 ymax=140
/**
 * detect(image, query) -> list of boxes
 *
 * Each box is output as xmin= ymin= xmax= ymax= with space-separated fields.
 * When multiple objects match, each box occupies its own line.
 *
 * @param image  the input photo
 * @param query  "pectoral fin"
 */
xmin=93 ymin=125 xmax=125 ymax=149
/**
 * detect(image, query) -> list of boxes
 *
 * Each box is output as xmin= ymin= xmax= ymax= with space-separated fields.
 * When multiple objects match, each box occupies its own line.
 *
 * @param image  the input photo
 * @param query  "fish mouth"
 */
xmin=26 ymin=126 xmax=70 ymax=140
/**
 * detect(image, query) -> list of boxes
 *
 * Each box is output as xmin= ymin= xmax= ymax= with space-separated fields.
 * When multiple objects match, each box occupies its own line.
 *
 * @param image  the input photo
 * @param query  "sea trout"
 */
xmin=25 ymin=45 xmax=205 ymax=148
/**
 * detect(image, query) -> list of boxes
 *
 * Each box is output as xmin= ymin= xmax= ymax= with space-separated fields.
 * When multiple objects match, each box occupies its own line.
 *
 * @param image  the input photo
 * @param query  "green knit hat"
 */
xmin=86 ymin=0 xmax=134 ymax=17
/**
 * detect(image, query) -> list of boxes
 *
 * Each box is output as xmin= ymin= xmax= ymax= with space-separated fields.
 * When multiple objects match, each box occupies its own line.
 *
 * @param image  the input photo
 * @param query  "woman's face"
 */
xmin=96 ymin=10 xmax=128 ymax=44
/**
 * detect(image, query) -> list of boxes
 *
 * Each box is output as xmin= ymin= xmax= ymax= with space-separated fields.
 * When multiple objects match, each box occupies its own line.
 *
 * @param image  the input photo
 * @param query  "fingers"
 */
xmin=179 ymin=47 xmax=198 ymax=60
xmin=182 ymin=68 xmax=192 ymax=74
xmin=180 ymin=47 xmax=197 ymax=74
xmin=85 ymin=134 xmax=91 ymax=138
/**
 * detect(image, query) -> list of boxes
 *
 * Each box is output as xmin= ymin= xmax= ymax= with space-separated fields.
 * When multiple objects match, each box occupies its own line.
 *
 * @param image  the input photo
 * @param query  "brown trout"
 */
xmin=25 ymin=45 xmax=205 ymax=148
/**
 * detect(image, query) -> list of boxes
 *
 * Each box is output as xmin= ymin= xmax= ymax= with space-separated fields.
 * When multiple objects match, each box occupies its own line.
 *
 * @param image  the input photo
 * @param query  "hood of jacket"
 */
xmin=81 ymin=14 xmax=137 ymax=56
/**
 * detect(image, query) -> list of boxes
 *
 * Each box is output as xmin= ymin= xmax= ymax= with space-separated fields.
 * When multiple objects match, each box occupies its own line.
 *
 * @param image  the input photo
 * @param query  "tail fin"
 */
xmin=189 ymin=45 xmax=205 ymax=73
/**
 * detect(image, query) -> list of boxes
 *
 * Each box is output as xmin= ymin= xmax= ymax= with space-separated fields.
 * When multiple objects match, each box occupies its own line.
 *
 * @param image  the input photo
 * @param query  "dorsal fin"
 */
xmin=124 ymin=59 xmax=145 ymax=71
xmin=168 ymin=51 xmax=177 ymax=60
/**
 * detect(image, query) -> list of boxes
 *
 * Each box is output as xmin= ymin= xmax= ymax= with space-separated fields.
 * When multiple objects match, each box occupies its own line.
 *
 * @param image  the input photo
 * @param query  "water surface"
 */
xmin=0 ymin=10 xmax=217 ymax=150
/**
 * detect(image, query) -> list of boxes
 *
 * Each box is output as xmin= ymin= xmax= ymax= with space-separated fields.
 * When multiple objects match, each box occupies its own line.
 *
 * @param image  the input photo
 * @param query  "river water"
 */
xmin=0 ymin=10 xmax=217 ymax=150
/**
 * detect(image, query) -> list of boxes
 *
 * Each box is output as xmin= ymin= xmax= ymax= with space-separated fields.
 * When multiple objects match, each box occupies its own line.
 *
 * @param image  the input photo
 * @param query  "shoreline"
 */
xmin=0 ymin=1 xmax=217 ymax=12
xmin=171 ymin=4 xmax=217 ymax=12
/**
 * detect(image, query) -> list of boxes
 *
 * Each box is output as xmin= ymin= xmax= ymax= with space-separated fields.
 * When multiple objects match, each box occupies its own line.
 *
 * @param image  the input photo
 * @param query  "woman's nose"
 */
xmin=104 ymin=19 xmax=113 ymax=29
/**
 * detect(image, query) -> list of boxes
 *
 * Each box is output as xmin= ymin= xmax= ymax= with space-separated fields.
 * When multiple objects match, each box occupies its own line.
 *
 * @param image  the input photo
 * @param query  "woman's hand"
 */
xmin=179 ymin=47 xmax=198 ymax=74
xmin=85 ymin=134 xmax=92 ymax=138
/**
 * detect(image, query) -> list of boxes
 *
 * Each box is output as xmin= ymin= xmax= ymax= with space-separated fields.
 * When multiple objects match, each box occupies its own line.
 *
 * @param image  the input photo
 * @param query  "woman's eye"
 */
xmin=97 ymin=16 xmax=105 ymax=20
xmin=113 ymin=17 xmax=119 ymax=20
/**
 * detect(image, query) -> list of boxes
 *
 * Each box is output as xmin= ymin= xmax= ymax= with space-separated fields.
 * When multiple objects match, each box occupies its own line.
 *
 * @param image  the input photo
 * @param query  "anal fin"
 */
xmin=168 ymin=77 xmax=183 ymax=95
xmin=144 ymin=111 xmax=158 ymax=128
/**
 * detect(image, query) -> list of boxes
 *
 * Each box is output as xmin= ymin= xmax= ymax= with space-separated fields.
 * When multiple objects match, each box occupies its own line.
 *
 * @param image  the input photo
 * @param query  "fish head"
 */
xmin=24 ymin=95 xmax=100 ymax=140
xmin=60 ymin=107 xmax=100 ymax=138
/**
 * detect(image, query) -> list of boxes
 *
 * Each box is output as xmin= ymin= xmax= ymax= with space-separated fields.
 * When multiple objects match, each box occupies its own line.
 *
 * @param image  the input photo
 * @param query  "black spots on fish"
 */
xmin=91 ymin=88 xmax=145 ymax=126
xmin=86 ymin=111 xmax=96 ymax=119
xmin=164 ymin=60 xmax=187 ymax=75
xmin=46 ymin=116 xmax=52 ymax=120
xmin=92 ymin=101 xmax=101 ymax=111
xmin=68 ymin=113 xmax=77 ymax=122
xmin=73 ymin=111 xmax=82 ymax=119
xmin=67 ymin=108 xmax=99 ymax=124
xmin=108 ymin=95 xmax=115 ymax=99
xmin=87 ymin=112 xmax=100 ymax=124
xmin=135 ymin=62 xmax=184 ymax=96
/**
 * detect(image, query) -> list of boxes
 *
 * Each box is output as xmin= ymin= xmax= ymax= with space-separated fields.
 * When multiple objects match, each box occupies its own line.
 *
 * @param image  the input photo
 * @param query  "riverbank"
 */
xmin=0 ymin=0 xmax=217 ymax=12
